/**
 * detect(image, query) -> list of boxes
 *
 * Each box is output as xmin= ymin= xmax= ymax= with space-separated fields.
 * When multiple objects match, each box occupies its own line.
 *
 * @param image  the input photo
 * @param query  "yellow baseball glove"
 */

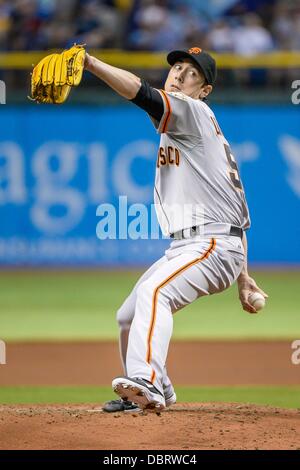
xmin=29 ymin=44 xmax=86 ymax=104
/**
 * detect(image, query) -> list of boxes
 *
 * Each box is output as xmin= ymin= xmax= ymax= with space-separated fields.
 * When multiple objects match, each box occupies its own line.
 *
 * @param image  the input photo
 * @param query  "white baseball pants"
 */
xmin=117 ymin=235 xmax=244 ymax=395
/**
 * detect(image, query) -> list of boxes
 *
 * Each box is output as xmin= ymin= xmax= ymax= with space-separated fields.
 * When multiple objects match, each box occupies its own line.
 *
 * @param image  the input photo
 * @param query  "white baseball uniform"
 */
xmin=117 ymin=90 xmax=250 ymax=395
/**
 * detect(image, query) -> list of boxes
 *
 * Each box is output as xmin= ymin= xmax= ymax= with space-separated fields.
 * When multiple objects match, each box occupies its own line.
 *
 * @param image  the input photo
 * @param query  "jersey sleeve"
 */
xmin=152 ymin=90 xmax=203 ymax=137
xmin=130 ymin=79 xmax=164 ymax=122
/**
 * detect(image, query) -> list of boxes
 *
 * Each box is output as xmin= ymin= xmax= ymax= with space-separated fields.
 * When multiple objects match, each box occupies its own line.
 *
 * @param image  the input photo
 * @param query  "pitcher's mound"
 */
xmin=1 ymin=403 xmax=299 ymax=450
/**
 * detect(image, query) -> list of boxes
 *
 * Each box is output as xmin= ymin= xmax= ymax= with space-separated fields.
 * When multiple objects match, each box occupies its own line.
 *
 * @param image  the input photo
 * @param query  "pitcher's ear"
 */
xmin=200 ymin=84 xmax=213 ymax=99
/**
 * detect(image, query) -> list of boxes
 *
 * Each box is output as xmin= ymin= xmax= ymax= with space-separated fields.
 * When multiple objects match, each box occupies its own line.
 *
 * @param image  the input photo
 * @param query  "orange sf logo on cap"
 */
xmin=188 ymin=47 xmax=202 ymax=54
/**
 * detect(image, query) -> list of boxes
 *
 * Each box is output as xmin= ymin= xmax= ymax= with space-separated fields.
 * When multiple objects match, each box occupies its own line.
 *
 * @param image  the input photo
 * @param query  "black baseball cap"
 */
xmin=167 ymin=47 xmax=217 ymax=85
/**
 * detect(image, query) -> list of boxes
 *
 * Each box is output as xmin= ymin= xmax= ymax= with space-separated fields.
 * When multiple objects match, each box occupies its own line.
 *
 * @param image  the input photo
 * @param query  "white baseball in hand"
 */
xmin=248 ymin=292 xmax=266 ymax=311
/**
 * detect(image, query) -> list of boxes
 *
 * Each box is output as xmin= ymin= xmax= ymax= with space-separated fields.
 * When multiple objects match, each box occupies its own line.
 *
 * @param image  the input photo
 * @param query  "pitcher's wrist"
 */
xmin=238 ymin=271 xmax=249 ymax=283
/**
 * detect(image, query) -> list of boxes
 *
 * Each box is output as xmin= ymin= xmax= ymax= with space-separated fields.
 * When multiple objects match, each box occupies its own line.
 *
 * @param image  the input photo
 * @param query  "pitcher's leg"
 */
xmin=118 ymin=327 xmax=130 ymax=375
xmin=126 ymin=239 xmax=217 ymax=395
xmin=116 ymin=254 xmax=168 ymax=374
xmin=126 ymin=277 xmax=174 ymax=395
xmin=118 ymin=318 xmax=174 ymax=396
xmin=104 ymin=255 xmax=174 ymax=413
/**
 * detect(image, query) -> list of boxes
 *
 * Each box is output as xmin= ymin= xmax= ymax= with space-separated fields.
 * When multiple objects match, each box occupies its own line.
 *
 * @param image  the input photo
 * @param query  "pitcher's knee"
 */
xmin=116 ymin=304 xmax=133 ymax=328
xmin=136 ymin=280 xmax=153 ymax=304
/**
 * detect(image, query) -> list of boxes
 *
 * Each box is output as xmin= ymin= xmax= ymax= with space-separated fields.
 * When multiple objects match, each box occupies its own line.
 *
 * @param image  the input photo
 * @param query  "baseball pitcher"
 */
xmin=31 ymin=45 xmax=268 ymax=412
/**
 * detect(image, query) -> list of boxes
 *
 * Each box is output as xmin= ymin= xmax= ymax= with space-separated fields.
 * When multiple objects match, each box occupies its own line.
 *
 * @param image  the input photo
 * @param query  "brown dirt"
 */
xmin=1 ymin=403 xmax=300 ymax=450
xmin=1 ymin=341 xmax=299 ymax=385
xmin=1 ymin=341 xmax=299 ymax=450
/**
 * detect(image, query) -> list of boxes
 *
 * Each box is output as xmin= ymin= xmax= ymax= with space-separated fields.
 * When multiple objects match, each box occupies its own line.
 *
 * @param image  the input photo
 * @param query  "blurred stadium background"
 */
xmin=0 ymin=0 xmax=299 ymax=410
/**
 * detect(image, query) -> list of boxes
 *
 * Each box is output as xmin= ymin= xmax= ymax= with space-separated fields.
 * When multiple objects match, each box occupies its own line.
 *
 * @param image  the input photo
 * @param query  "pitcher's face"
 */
xmin=164 ymin=59 xmax=212 ymax=100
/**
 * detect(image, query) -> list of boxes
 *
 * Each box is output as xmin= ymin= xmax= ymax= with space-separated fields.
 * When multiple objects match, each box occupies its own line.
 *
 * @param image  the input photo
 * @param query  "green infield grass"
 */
xmin=0 ymin=270 xmax=299 ymax=341
xmin=0 ymin=386 xmax=299 ymax=409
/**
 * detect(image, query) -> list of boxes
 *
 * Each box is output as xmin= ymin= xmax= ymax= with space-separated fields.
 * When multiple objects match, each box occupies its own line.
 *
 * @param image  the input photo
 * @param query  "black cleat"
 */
xmin=102 ymin=398 xmax=141 ymax=413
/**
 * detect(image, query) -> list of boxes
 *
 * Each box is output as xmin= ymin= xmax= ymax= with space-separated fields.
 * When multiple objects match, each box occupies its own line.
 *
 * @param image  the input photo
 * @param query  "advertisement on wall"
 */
xmin=0 ymin=105 xmax=299 ymax=265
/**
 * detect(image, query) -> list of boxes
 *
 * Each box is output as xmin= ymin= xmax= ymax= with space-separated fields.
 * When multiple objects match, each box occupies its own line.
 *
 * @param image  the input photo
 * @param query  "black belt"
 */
xmin=229 ymin=225 xmax=243 ymax=238
xmin=170 ymin=225 xmax=243 ymax=240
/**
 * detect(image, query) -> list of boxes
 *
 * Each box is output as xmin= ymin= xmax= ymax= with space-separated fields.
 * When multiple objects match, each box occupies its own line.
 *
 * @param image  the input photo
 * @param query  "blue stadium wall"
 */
xmin=0 ymin=104 xmax=299 ymax=266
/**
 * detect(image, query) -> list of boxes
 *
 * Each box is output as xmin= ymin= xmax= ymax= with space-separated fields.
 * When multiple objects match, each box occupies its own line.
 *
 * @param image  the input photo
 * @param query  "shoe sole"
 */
xmin=123 ymin=407 xmax=143 ymax=414
xmin=104 ymin=401 xmax=173 ymax=413
xmin=112 ymin=378 xmax=165 ymax=412
xmin=102 ymin=405 xmax=142 ymax=413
